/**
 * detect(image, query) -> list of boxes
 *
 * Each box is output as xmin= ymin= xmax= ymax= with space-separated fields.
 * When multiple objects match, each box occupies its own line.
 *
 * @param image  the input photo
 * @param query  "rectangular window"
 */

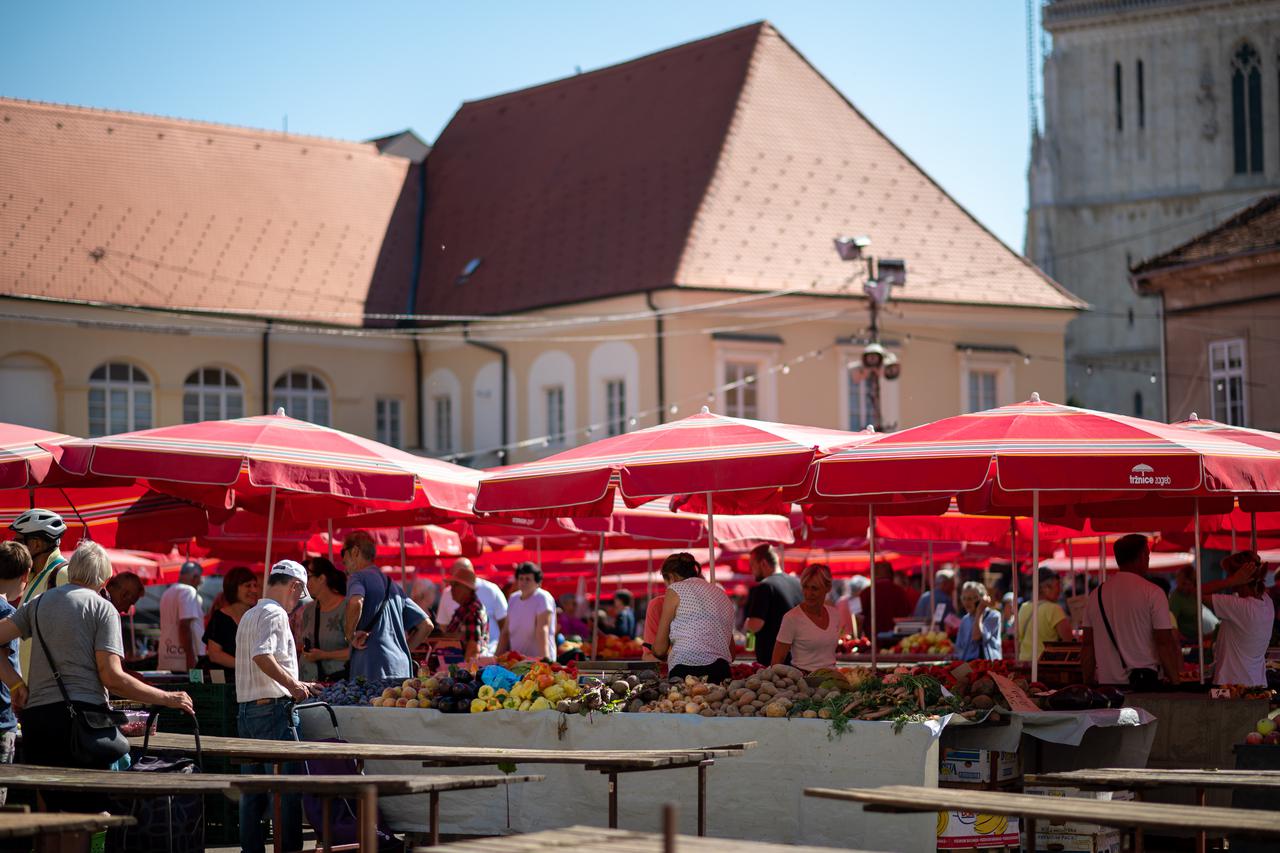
xmin=1209 ymin=339 xmax=1248 ymax=426
xmin=1136 ymin=59 xmax=1145 ymax=129
xmin=376 ymin=397 xmax=402 ymax=448
xmin=432 ymin=396 xmax=452 ymax=454
xmin=545 ymin=386 xmax=565 ymax=446
xmin=967 ymin=370 xmax=999 ymax=413
xmin=605 ymin=379 xmax=627 ymax=437
xmin=847 ymin=373 xmax=875 ymax=431
xmin=723 ymin=361 xmax=759 ymax=419
xmin=1114 ymin=62 xmax=1123 ymax=132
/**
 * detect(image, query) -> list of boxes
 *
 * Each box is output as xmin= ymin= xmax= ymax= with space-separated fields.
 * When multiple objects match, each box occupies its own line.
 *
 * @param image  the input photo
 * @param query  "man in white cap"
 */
xmin=235 ymin=559 xmax=316 ymax=853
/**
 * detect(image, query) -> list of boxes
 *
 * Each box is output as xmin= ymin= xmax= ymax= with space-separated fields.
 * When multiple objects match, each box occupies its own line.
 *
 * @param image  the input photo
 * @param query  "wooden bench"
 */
xmin=135 ymin=732 xmax=753 ymax=838
xmin=1027 ymin=767 xmax=1280 ymax=853
xmin=3 ymin=764 xmax=540 ymax=853
xmin=803 ymin=784 xmax=1280 ymax=853
xmin=422 ymin=823 xmax=885 ymax=853
xmin=0 ymin=809 xmax=134 ymax=853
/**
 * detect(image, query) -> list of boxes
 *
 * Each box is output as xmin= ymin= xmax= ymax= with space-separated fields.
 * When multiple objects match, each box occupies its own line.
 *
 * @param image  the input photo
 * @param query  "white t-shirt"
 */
xmin=1210 ymin=593 xmax=1275 ymax=687
xmin=437 ymin=578 xmax=508 ymax=656
xmin=158 ymin=582 xmax=206 ymax=671
xmin=235 ymin=598 xmax=298 ymax=702
xmin=1082 ymin=572 xmax=1174 ymax=685
xmin=775 ymin=604 xmax=840 ymax=673
xmin=505 ymin=588 xmax=557 ymax=660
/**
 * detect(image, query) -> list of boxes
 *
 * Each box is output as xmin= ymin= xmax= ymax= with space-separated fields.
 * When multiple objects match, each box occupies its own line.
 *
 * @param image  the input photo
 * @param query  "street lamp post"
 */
xmin=834 ymin=237 xmax=905 ymax=432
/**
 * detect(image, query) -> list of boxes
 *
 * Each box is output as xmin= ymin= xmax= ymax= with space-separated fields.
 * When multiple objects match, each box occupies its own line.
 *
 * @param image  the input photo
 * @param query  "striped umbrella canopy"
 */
xmin=0 ymin=423 xmax=82 ymax=489
xmin=476 ymin=408 xmax=871 ymax=516
xmin=44 ymin=410 xmax=480 ymax=519
xmin=0 ymin=484 xmax=212 ymax=551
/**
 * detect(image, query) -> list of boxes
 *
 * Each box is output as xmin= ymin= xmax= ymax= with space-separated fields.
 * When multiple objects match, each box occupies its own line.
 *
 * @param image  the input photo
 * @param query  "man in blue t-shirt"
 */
xmin=0 ymin=540 xmax=33 ymax=804
xmin=340 ymin=531 xmax=434 ymax=680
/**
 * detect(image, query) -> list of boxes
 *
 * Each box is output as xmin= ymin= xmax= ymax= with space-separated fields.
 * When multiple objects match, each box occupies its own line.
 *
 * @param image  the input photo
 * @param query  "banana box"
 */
xmin=935 ymin=809 xmax=1020 ymax=849
xmin=939 ymin=747 xmax=1021 ymax=785
xmin=1022 ymin=786 xmax=1134 ymax=834
xmin=1033 ymin=830 xmax=1122 ymax=853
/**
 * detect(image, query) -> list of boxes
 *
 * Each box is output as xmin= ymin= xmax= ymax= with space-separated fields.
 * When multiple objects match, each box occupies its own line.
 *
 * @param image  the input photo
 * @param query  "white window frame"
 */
xmin=183 ymin=367 xmax=244 ymax=423
xmin=959 ymin=352 xmax=1015 ymax=414
xmin=88 ymin=362 xmax=152 ymax=437
xmin=838 ymin=345 xmax=902 ymax=432
xmin=713 ymin=342 xmax=779 ymax=421
xmin=545 ymin=385 xmax=566 ymax=447
xmin=431 ymin=395 xmax=453 ymax=454
xmin=272 ymin=370 xmax=331 ymax=426
xmin=605 ymin=378 xmax=627 ymax=437
xmin=376 ymin=397 xmax=403 ymax=448
xmin=1208 ymin=338 xmax=1249 ymax=426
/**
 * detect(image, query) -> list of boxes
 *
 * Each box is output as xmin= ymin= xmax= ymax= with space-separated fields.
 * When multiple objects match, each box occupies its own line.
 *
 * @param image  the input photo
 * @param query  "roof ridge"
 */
xmin=458 ymin=20 xmax=767 ymax=108
xmin=0 ymin=95 xmax=392 ymax=155
xmin=1132 ymin=191 xmax=1280 ymax=274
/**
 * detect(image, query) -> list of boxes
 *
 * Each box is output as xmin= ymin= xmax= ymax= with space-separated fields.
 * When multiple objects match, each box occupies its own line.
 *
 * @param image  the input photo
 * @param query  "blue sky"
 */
xmin=2 ymin=1 xmax=1039 ymax=251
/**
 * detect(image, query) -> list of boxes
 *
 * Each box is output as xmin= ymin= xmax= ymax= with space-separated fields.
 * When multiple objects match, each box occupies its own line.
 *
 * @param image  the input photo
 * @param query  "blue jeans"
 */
xmin=237 ymin=699 xmax=303 ymax=853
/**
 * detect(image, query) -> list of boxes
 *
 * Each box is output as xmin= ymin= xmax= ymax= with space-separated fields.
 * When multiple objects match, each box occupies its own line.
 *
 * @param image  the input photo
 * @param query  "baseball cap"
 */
xmin=271 ymin=559 xmax=312 ymax=599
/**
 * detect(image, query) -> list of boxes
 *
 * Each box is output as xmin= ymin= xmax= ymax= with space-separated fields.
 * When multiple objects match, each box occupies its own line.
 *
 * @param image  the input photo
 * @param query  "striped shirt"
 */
xmin=668 ymin=578 xmax=734 ymax=669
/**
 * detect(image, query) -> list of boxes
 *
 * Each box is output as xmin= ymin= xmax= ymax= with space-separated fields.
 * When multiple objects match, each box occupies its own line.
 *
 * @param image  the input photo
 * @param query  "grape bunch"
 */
xmin=314 ymin=677 xmax=403 ymax=707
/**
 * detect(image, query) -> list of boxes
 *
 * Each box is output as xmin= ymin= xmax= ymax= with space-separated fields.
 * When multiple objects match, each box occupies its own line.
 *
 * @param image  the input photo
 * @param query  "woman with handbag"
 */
xmin=0 ymin=541 xmax=193 ymax=808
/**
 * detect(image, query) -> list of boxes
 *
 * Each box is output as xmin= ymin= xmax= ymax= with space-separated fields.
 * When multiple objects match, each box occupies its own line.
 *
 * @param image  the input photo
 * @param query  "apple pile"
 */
xmin=893 ymin=631 xmax=954 ymax=655
xmin=1244 ymin=709 xmax=1280 ymax=745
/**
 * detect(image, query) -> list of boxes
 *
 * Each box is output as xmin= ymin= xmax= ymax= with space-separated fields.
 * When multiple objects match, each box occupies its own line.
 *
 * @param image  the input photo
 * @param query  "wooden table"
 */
xmin=136 ymin=732 xmax=753 ymax=837
xmin=803 ymin=784 xmax=1280 ymax=853
xmin=3 ymin=764 xmax=540 ymax=852
xmin=424 ymin=824 xmax=885 ymax=853
xmin=0 ymin=810 xmax=135 ymax=851
xmin=1027 ymin=768 xmax=1280 ymax=853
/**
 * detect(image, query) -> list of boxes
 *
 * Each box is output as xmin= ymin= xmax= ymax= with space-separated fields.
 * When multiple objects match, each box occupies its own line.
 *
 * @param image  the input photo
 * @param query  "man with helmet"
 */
xmin=8 ymin=509 xmax=68 ymax=676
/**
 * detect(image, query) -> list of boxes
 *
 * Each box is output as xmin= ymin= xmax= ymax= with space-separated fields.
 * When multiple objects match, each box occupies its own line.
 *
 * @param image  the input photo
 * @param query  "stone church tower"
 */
xmin=1027 ymin=0 xmax=1280 ymax=418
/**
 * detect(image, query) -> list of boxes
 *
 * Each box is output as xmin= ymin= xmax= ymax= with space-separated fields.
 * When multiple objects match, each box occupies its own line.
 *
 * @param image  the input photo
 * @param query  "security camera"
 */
xmin=862 ymin=342 xmax=886 ymax=369
xmin=882 ymin=352 xmax=901 ymax=380
xmin=834 ymin=235 xmax=871 ymax=262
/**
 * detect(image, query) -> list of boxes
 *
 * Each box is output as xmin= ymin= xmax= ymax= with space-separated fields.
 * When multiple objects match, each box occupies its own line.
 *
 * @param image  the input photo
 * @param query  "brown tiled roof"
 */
xmin=415 ymin=22 xmax=1081 ymax=316
xmin=1131 ymin=192 xmax=1280 ymax=278
xmin=0 ymin=98 xmax=414 ymax=326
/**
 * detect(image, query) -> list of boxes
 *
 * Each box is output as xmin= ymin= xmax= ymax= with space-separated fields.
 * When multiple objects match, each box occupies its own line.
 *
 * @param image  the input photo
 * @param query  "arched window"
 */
xmin=183 ymin=367 xmax=244 ymax=423
xmin=272 ymin=370 xmax=330 ymax=426
xmin=1232 ymin=42 xmax=1263 ymax=174
xmin=88 ymin=362 xmax=152 ymax=436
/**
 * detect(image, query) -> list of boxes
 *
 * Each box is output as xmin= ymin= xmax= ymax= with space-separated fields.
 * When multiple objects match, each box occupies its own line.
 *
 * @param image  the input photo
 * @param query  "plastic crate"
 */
xmin=155 ymin=681 xmax=238 ymax=737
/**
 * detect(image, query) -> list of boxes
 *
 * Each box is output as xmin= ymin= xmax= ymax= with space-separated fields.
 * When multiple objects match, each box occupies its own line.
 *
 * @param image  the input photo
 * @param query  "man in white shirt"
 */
xmin=235 ymin=560 xmax=317 ymax=853
xmin=436 ymin=558 xmax=508 ymax=656
xmin=499 ymin=562 xmax=557 ymax=660
xmin=158 ymin=561 xmax=205 ymax=671
xmin=1202 ymin=551 xmax=1276 ymax=687
xmin=1082 ymin=534 xmax=1182 ymax=687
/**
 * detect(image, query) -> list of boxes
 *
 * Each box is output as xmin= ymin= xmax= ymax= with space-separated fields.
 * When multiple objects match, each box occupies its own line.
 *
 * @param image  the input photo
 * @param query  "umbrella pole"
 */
xmin=1099 ymin=536 xmax=1107 ymax=582
xmin=1009 ymin=517 xmax=1019 ymax=661
xmin=1031 ymin=491 xmax=1040 ymax=684
xmin=647 ymin=550 xmax=654 ymax=601
xmin=327 ymin=519 xmax=334 ymax=561
xmin=399 ymin=526 xmax=407 ymax=585
xmin=263 ymin=486 xmax=277 ymax=580
xmin=1251 ymin=511 xmax=1258 ymax=552
xmin=1195 ymin=498 xmax=1205 ymax=684
xmin=927 ymin=542 xmax=936 ymax=632
xmin=591 ymin=533 xmax=605 ymax=660
xmin=706 ymin=490 xmax=716 ymax=585
xmin=868 ymin=505 xmax=877 ymax=669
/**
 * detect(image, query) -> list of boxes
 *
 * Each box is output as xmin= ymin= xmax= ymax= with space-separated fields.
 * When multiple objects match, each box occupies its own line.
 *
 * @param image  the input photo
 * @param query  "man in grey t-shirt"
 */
xmin=10 ymin=583 xmax=123 ymax=707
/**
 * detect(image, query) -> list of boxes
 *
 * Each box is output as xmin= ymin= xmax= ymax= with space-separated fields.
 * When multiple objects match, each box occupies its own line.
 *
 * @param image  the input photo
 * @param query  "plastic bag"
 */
xmin=480 ymin=664 xmax=519 ymax=691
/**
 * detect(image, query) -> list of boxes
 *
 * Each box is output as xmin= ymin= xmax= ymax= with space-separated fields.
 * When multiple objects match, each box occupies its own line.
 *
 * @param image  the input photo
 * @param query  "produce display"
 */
xmin=892 ymin=631 xmax=953 ymax=656
xmin=1241 ymin=708 xmax=1280 ymax=745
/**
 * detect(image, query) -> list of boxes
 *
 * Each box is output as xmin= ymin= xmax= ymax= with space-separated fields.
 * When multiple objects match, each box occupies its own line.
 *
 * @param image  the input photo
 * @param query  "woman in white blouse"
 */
xmin=652 ymin=552 xmax=736 ymax=681
xmin=772 ymin=563 xmax=839 ymax=673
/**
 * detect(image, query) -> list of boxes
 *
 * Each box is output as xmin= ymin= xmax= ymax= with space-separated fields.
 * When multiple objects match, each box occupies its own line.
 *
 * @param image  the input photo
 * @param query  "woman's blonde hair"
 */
xmin=67 ymin=540 xmax=114 ymax=588
xmin=960 ymin=580 xmax=988 ymax=599
xmin=800 ymin=563 xmax=832 ymax=588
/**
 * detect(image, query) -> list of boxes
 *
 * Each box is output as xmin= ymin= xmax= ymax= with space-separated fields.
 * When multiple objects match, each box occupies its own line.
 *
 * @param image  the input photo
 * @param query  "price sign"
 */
xmin=990 ymin=672 xmax=1042 ymax=714
xmin=933 ymin=603 xmax=947 ymax=623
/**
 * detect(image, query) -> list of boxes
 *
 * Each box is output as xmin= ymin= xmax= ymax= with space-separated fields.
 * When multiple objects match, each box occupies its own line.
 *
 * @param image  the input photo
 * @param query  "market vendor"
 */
xmin=437 ymin=562 xmax=489 ymax=663
xmin=1201 ymin=551 xmax=1275 ymax=687
xmin=954 ymin=581 xmax=1002 ymax=661
xmin=771 ymin=563 xmax=839 ymax=673
xmin=651 ymin=552 xmax=735 ymax=681
xmin=1017 ymin=567 xmax=1073 ymax=662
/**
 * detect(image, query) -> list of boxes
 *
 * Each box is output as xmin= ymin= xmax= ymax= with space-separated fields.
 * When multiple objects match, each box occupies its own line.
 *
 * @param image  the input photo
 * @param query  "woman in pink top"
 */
xmin=772 ymin=563 xmax=839 ymax=673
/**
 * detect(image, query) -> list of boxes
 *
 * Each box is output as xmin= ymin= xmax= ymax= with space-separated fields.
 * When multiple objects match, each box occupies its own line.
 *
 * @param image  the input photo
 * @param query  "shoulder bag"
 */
xmin=30 ymin=594 xmax=130 ymax=764
xmin=1096 ymin=584 xmax=1159 ymax=689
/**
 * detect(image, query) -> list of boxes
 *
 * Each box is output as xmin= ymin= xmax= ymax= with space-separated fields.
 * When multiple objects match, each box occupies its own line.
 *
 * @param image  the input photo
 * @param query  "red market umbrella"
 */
xmin=0 ymin=423 xmax=82 ymax=489
xmin=0 ymin=484 xmax=212 ymax=551
xmin=812 ymin=394 xmax=1280 ymax=680
xmin=45 ymin=411 xmax=481 ymax=570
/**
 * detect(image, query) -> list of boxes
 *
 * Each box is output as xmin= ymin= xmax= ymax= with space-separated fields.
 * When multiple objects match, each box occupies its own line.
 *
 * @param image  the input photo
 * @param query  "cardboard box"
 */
xmin=1033 ymin=830 xmax=1122 ymax=853
xmin=1022 ymin=786 xmax=1133 ymax=834
xmin=936 ymin=809 xmax=1020 ymax=850
xmin=939 ymin=747 xmax=1021 ymax=784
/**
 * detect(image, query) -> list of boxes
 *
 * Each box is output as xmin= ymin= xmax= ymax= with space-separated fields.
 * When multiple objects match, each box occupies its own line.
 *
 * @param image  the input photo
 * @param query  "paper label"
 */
xmin=933 ymin=603 xmax=947 ymax=623
xmin=990 ymin=672 xmax=1041 ymax=713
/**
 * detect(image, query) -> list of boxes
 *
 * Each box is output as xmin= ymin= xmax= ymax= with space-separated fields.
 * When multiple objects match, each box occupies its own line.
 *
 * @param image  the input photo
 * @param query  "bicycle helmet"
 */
xmin=9 ymin=509 xmax=67 ymax=541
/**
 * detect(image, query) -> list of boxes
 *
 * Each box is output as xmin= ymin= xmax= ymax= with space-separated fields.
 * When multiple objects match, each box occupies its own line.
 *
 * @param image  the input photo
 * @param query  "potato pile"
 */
xmin=632 ymin=664 xmax=821 ymax=718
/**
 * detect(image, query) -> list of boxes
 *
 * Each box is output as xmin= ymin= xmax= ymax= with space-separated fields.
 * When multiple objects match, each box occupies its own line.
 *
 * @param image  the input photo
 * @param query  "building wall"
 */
xmin=1028 ymin=0 xmax=1280 ymax=416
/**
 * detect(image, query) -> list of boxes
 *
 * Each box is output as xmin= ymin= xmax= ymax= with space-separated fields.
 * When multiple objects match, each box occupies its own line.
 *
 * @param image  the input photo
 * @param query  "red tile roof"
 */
xmin=1131 ymin=192 xmax=1280 ymax=280
xmin=0 ymin=98 xmax=413 ymax=326
xmin=415 ymin=22 xmax=1082 ymax=316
